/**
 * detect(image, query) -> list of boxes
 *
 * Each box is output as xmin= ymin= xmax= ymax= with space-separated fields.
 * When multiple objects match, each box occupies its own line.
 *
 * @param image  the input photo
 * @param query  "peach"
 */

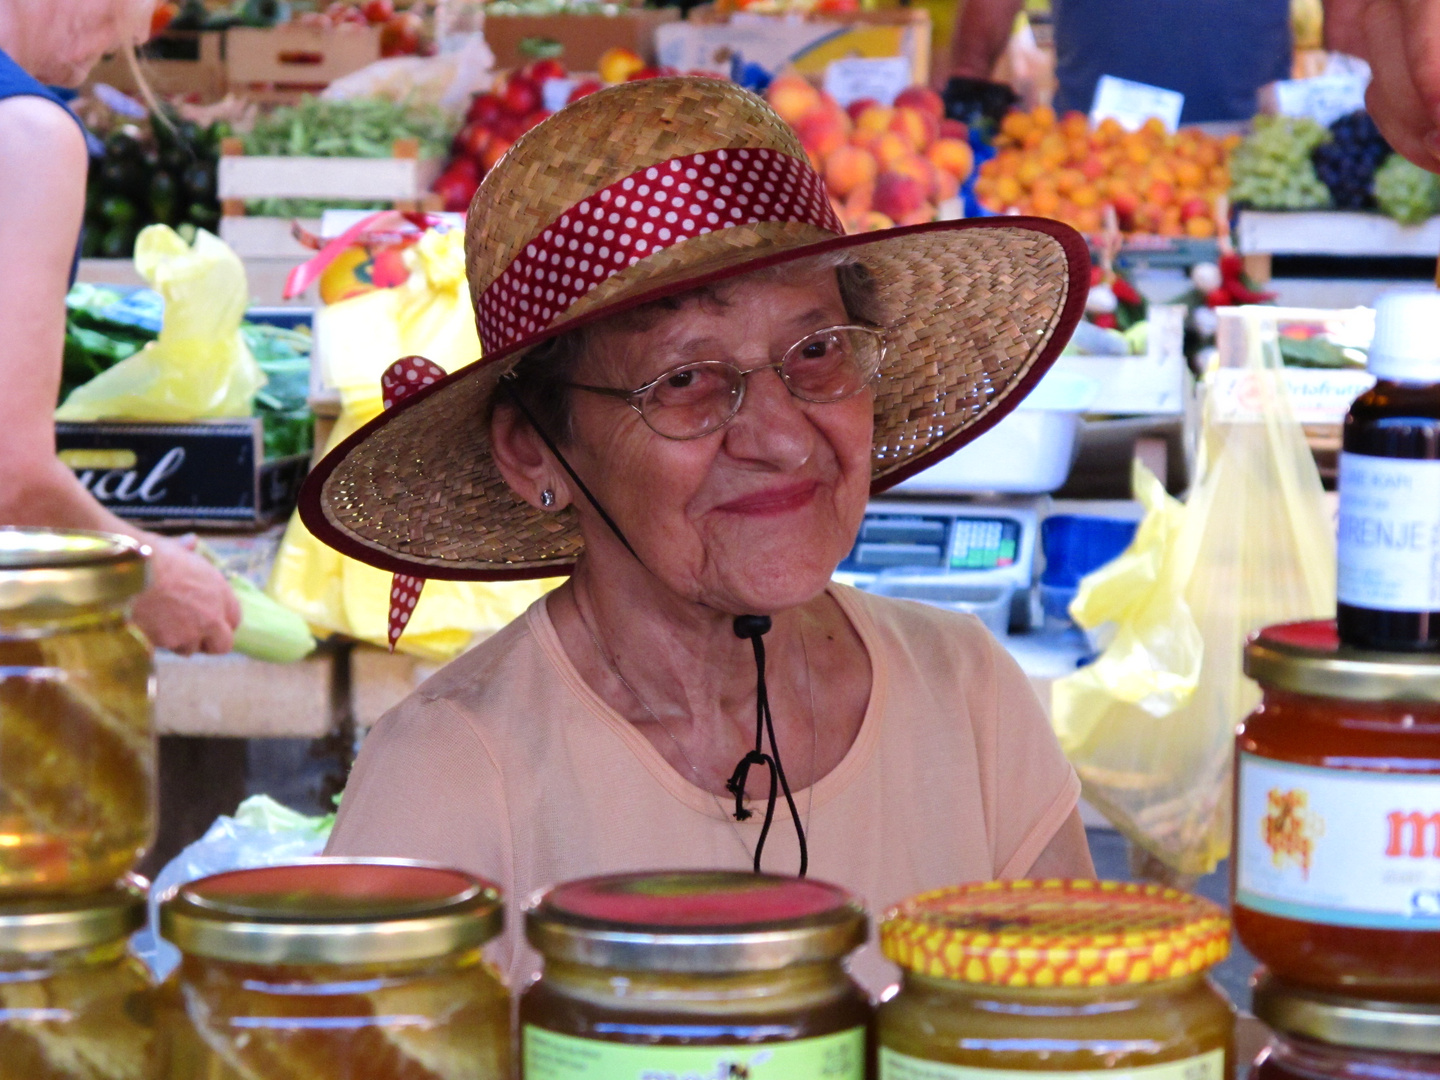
xmin=1031 ymin=186 xmax=1061 ymax=217
xmin=795 ymin=108 xmax=850 ymax=161
xmin=889 ymin=152 xmax=938 ymax=191
xmin=931 ymin=166 xmax=960 ymax=203
xmin=1074 ymin=206 xmax=1104 ymax=233
xmin=846 ymin=97 xmax=880 ymax=122
xmin=896 ymin=204 xmax=936 ymax=226
xmin=824 ymin=144 xmax=878 ymax=198
xmin=927 ymin=137 xmax=973 ymax=182
xmin=850 ymin=210 xmax=894 ymax=233
xmin=871 ymin=131 xmax=914 ymax=168
xmin=939 ymin=118 xmax=969 ymax=141
xmin=844 ymin=179 xmax=874 ymax=217
xmin=1079 ymin=155 xmax=1105 ymax=182
xmin=768 ymin=73 xmax=823 ymax=125
xmin=992 ymin=174 xmax=1022 ymax=206
xmin=890 ymin=106 xmax=938 ymax=152
xmin=873 ymin=170 xmax=929 ymax=220
xmin=1179 ymin=196 xmax=1210 ymax=222
xmin=1071 ymin=185 xmax=1100 ymax=209
xmin=853 ymin=104 xmax=894 ymax=141
xmin=1055 ymin=168 xmax=1084 ymax=196
xmin=1184 ymin=216 xmax=1217 ymax=238
xmin=894 ymin=85 xmax=944 ymax=121
xmin=1146 ymin=180 xmax=1175 ymax=206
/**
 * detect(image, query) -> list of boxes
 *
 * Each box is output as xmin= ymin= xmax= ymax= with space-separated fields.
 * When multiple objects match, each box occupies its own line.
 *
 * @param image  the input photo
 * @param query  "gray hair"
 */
xmin=500 ymin=255 xmax=887 ymax=443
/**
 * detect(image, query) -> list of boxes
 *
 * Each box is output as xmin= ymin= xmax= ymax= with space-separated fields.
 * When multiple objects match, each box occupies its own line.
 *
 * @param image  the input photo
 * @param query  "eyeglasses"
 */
xmin=562 ymin=324 xmax=886 ymax=441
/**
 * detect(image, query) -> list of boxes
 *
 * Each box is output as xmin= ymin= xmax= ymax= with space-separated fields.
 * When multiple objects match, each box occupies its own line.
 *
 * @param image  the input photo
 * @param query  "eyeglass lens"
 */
xmin=641 ymin=327 xmax=880 ymax=439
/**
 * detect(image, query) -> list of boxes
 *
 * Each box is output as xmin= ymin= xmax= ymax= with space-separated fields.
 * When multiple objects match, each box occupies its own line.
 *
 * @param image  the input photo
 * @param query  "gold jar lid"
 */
xmin=160 ymin=859 xmax=503 ymax=966
xmin=0 ymin=884 xmax=145 ymax=955
xmin=526 ymin=870 xmax=867 ymax=974
xmin=1245 ymin=620 xmax=1440 ymax=703
xmin=1253 ymin=974 xmax=1440 ymax=1054
xmin=0 ymin=528 xmax=149 ymax=616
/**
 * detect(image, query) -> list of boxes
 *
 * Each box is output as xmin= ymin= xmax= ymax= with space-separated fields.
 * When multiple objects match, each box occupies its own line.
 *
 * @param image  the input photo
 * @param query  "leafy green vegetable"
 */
xmin=241 ymin=96 xmax=453 ymax=161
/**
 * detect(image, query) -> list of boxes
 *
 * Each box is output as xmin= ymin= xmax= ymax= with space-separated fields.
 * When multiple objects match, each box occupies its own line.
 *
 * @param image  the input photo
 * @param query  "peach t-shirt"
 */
xmin=326 ymin=584 xmax=1080 ymax=995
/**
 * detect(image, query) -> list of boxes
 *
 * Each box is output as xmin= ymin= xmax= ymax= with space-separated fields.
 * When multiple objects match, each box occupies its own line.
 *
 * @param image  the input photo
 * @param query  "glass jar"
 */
xmin=0 ymin=527 xmax=154 ymax=896
xmin=877 ymin=880 xmax=1235 ymax=1078
xmin=0 ymin=885 xmax=155 ymax=1079
xmin=158 ymin=859 xmax=510 ymax=1080
xmin=521 ymin=870 xmax=871 ymax=1080
xmin=1250 ymin=973 xmax=1440 ymax=1080
xmin=1235 ymin=620 xmax=1440 ymax=1001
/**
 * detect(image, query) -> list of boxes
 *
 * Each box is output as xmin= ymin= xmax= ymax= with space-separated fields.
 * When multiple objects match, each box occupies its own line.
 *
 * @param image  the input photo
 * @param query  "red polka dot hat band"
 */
xmin=299 ymin=78 xmax=1090 ymax=637
xmin=476 ymin=148 xmax=840 ymax=356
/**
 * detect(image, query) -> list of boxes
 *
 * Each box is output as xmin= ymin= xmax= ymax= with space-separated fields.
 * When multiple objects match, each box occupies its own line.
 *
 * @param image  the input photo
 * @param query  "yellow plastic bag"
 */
xmin=1052 ymin=308 xmax=1336 ymax=876
xmin=57 ymin=227 xmax=264 ymax=420
xmin=267 ymin=228 xmax=560 ymax=662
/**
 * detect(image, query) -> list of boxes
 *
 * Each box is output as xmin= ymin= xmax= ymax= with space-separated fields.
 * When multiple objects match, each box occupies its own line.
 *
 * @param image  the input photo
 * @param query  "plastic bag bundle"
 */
xmin=1052 ymin=308 xmax=1335 ymax=876
xmin=268 ymin=227 xmax=558 ymax=660
xmin=56 ymin=227 xmax=264 ymax=420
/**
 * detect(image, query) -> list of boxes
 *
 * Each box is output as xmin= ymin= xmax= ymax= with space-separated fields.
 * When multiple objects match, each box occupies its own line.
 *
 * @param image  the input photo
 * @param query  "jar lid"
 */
xmin=1253 ymin=974 xmax=1440 ymax=1053
xmin=160 ymin=859 xmax=503 ymax=966
xmin=0 ymin=884 xmax=145 ymax=955
xmin=1368 ymin=289 xmax=1440 ymax=382
xmin=0 ymin=528 xmax=148 ymax=615
xmin=1245 ymin=620 xmax=1440 ymax=702
xmin=880 ymin=880 xmax=1230 ymax=987
xmin=525 ymin=870 xmax=867 ymax=973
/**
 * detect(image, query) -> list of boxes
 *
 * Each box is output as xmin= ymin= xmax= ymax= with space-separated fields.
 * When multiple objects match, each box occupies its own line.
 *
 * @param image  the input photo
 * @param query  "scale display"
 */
xmin=948 ymin=518 xmax=1020 ymax=570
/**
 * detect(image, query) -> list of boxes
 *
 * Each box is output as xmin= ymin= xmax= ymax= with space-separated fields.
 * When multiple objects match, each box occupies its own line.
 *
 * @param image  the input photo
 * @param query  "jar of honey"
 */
xmin=877 ymin=880 xmax=1234 ymax=1078
xmin=0 ymin=528 xmax=154 ymax=896
xmin=157 ymin=860 xmax=509 ymax=1079
xmin=1251 ymin=973 xmax=1440 ymax=1080
xmin=0 ymin=885 xmax=154 ymax=1079
xmin=1236 ymin=620 xmax=1440 ymax=1000
xmin=522 ymin=870 xmax=871 ymax=1080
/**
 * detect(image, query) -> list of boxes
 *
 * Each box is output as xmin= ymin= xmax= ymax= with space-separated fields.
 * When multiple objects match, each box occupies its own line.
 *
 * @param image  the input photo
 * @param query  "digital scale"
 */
xmin=836 ymin=497 xmax=1045 ymax=631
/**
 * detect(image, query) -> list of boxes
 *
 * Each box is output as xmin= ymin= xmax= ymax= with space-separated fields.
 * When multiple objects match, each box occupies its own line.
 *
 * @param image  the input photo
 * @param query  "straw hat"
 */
xmin=301 ymin=78 xmax=1088 ymax=583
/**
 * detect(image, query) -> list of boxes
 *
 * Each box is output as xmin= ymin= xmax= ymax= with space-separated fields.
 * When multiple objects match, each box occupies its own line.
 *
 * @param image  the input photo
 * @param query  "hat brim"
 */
xmin=300 ymin=216 xmax=1089 ymax=581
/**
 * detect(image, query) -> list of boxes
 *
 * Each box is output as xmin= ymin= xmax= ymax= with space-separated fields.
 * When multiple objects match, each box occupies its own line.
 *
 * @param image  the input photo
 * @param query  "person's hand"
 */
xmin=129 ymin=534 xmax=241 ymax=656
xmin=1326 ymin=0 xmax=1440 ymax=170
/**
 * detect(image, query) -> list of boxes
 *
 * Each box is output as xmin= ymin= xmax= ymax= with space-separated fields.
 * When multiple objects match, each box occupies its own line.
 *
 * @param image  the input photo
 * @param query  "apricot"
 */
xmin=1184 ymin=216 xmax=1217 ymax=238
xmin=854 ymin=105 xmax=894 ymax=141
xmin=768 ymin=74 xmax=822 ymax=125
xmin=927 ymin=137 xmax=974 ymax=182
xmin=1031 ymin=186 xmax=1061 ymax=216
xmin=993 ymin=174 xmax=1023 ymax=206
xmin=1074 ymin=206 xmax=1104 ymax=233
xmin=1071 ymin=185 xmax=1100 ymax=209
xmin=1146 ymin=180 xmax=1175 ymax=206
xmin=1060 ymin=111 xmax=1090 ymax=139
xmin=871 ymin=131 xmax=914 ymax=168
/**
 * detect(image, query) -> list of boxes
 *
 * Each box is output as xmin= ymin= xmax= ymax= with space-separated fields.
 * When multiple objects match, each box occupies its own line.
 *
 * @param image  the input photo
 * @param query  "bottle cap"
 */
xmin=1369 ymin=290 xmax=1440 ymax=382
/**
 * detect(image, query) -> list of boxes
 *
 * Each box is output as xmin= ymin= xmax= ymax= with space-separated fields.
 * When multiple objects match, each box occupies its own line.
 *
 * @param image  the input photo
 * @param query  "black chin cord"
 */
xmin=504 ymin=378 xmax=808 ymax=877
xmin=726 ymin=614 xmax=809 ymax=877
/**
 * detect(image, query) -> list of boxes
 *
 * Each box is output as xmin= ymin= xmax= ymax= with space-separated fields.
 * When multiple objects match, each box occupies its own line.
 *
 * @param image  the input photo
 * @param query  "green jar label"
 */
xmin=524 ymin=1024 xmax=867 ymax=1079
xmin=879 ymin=1048 xmax=1225 ymax=1080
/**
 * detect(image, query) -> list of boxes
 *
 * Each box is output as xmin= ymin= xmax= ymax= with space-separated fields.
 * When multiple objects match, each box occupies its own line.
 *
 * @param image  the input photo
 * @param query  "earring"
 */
xmin=540 ymin=489 xmax=555 ymax=508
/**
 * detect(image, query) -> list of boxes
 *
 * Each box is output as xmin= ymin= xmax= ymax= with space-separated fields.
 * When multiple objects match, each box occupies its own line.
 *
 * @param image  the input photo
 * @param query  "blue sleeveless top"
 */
xmin=0 ymin=47 xmax=89 ymax=283
xmin=1052 ymin=0 xmax=1291 ymax=124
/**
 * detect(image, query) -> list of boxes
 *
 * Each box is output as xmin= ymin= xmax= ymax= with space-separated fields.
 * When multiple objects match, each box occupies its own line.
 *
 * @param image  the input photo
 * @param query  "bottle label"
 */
xmin=1337 ymin=452 xmax=1440 ymax=611
xmin=1235 ymin=753 xmax=1440 ymax=928
xmin=879 ymin=1047 xmax=1225 ymax=1080
xmin=524 ymin=1025 xmax=866 ymax=1079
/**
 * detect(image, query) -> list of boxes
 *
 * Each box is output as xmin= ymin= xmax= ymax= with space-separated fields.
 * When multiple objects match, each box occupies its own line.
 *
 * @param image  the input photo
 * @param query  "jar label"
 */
xmin=1236 ymin=753 xmax=1440 ymax=928
xmin=879 ymin=1047 xmax=1225 ymax=1080
xmin=1337 ymin=452 xmax=1440 ymax=611
xmin=524 ymin=1025 xmax=866 ymax=1079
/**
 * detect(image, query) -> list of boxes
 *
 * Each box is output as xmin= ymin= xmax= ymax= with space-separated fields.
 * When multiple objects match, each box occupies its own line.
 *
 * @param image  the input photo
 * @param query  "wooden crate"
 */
xmin=1237 ymin=209 xmax=1440 ymax=282
xmin=87 ymin=30 xmax=227 ymax=101
xmin=482 ymin=8 xmax=679 ymax=70
xmin=226 ymin=23 xmax=382 ymax=99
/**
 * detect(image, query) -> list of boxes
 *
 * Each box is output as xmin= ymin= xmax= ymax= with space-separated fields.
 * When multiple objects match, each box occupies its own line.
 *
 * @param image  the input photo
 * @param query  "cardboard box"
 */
xmin=482 ymin=8 xmax=679 ymax=70
xmin=55 ymin=418 xmax=309 ymax=530
xmin=226 ymin=23 xmax=382 ymax=95
xmin=87 ymin=30 xmax=227 ymax=101
xmin=657 ymin=6 xmax=930 ymax=86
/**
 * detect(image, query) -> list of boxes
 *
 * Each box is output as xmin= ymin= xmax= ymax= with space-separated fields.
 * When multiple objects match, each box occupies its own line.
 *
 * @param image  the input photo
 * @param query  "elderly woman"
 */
xmin=308 ymin=78 xmax=1093 ymax=994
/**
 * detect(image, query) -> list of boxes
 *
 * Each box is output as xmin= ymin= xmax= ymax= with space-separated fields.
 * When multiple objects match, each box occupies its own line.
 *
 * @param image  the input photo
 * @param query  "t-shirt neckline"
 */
xmin=527 ymin=584 xmax=887 ymax=821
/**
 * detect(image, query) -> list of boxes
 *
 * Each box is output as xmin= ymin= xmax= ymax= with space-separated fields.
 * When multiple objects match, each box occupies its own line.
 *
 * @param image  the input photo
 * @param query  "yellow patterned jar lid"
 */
xmin=880 ymin=880 xmax=1230 ymax=988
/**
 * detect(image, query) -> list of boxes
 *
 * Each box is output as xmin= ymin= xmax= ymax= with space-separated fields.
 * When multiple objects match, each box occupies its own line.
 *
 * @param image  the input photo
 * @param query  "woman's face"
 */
xmin=561 ymin=268 xmax=876 ymax=615
xmin=25 ymin=0 xmax=152 ymax=87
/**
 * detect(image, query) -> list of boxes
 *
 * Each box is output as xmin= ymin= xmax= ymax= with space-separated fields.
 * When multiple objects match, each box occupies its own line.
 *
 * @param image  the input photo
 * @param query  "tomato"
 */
xmin=466 ymin=93 xmax=503 ymax=127
xmin=379 ymin=11 xmax=423 ymax=57
xmin=362 ymin=0 xmax=394 ymax=23
xmin=500 ymin=75 xmax=541 ymax=117
xmin=523 ymin=58 xmax=569 ymax=85
xmin=149 ymin=1 xmax=180 ymax=39
xmin=455 ymin=123 xmax=492 ymax=161
xmin=567 ymin=79 xmax=602 ymax=104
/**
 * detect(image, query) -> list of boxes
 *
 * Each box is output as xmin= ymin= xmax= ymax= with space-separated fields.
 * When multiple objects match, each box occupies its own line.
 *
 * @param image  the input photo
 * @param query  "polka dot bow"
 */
xmin=381 ymin=356 xmax=446 ymax=650
xmin=476 ymin=147 xmax=841 ymax=356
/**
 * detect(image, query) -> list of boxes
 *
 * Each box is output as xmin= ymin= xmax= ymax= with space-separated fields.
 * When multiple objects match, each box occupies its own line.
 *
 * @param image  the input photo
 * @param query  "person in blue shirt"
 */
xmin=950 ymin=0 xmax=1440 ymax=169
xmin=0 ymin=0 xmax=239 ymax=655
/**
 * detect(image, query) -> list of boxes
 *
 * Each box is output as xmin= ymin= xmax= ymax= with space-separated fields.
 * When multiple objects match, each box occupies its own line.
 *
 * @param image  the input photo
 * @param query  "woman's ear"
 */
xmin=490 ymin=401 xmax=572 ymax=511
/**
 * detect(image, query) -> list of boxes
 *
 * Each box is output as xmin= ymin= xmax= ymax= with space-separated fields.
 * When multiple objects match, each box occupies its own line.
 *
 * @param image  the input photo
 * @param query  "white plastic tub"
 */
xmin=893 ymin=369 xmax=1099 ymax=495
xmin=862 ymin=573 xmax=1015 ymax=637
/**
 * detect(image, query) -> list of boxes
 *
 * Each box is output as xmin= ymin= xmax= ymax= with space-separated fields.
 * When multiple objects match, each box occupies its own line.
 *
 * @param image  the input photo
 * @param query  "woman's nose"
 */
xmin=723 ymin=365 xmax=813 ymax=468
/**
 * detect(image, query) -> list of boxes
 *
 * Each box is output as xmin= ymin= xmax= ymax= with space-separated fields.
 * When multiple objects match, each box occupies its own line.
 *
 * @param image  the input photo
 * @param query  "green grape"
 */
xmin=1229 ymin=116 xmax=1332 ymax=210
xmin=1373 ymin=153 xmax=1440 ymax=224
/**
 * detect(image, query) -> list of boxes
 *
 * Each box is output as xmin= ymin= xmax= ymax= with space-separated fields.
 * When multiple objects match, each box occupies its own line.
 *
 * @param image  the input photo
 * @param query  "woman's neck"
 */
xmin=549 ymin=555 xmax=870 ymax=799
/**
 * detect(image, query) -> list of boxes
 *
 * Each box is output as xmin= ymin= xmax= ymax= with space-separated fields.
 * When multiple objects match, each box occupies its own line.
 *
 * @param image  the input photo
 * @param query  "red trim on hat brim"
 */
xmin=299 ymin=215 xmax=1091 ymax=581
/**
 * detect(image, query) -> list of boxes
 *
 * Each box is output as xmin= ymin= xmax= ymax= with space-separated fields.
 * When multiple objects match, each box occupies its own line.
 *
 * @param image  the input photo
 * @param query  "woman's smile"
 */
xmin=712 ymin=479 xmax=820 ymax=516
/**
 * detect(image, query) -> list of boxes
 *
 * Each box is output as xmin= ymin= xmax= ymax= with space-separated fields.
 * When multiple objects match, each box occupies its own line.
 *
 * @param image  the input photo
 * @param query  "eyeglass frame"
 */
xmin=556 ymin=323 xmax=888 ymax=441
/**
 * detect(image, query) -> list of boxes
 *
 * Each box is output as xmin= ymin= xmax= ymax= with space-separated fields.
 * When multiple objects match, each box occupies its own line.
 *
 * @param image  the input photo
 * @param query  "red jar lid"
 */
xmin=1246 ymin=620 xmax=1440 ymax=702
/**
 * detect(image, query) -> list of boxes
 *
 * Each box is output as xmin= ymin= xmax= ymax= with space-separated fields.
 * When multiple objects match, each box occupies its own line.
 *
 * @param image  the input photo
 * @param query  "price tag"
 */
xmin=1089 ymin=75 xmax=1184 ymax=133
xmin=1273 ymin=75 xmax=1370 ymax=128
xmin=823 ymin=57 xmax=911 ymax=107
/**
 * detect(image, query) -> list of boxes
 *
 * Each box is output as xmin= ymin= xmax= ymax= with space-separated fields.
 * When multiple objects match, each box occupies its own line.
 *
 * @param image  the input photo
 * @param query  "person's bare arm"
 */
xmin=1325 ymin=0 xmax=1440 ymax=170
xmin=0 ymin=96 xmax=239 ymax=654
xmin=1026 ymin=808 xmax=1096 ymax=878
xmin=949 ymin=0 xmax=1027 ymax=80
